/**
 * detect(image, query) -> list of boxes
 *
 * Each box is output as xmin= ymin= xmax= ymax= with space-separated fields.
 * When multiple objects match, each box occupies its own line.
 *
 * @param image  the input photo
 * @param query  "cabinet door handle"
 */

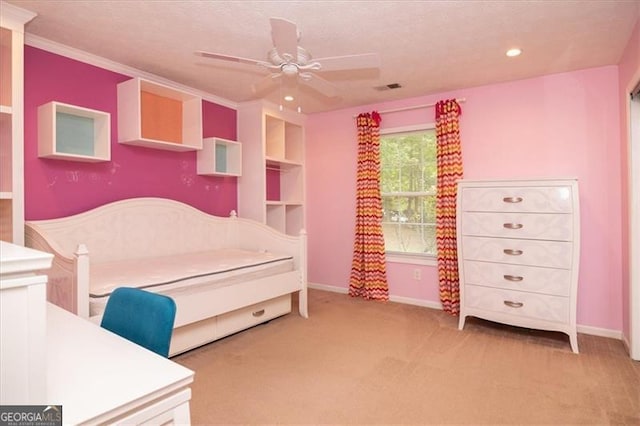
xmin=503 ymin=274 xmax=524 ymax=282
xmin=252 ymin=309 xmax=265 ymax=317
xmin=503 ymin=223 xmax=523 ymax=230
xmin=503 ymin=249 xmax=523 ymax=256
xmin=503 ymin=196 xmax=523 ymax=203
xmin=504 ymin=300 xmax=524 ymax=308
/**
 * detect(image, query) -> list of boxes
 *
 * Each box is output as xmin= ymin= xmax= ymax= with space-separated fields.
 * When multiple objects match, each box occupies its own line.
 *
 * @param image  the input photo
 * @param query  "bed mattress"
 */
xmin=89 ymin=248 xmax=294 ymax=316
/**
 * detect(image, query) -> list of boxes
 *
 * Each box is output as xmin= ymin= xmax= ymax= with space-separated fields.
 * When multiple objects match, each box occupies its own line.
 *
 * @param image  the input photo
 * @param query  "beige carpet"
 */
xmin=174 ymin=289 xmax=640 ymax=425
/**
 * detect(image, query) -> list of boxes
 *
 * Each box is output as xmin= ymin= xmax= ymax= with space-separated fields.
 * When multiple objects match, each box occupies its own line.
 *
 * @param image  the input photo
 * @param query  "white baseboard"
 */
xmin=308 ymin=282 xmax=348 ymax=294
xmin=621 ymin=333 xmax=631 ymax=354
xmin=576 ymin=324 xmax=623 ymax=340
xmin=388 ymin=294 xmax=443 ymax=310
xmin=308 ymin=282 xmax=623 ymax=340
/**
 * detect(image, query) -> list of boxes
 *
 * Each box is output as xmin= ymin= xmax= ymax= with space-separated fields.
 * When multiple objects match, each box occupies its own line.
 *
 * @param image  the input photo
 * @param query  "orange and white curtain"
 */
xmin=435 ymin=99 xmax=463 ymax=314
xmin=349 ymin=111 xmax=389 ymax=301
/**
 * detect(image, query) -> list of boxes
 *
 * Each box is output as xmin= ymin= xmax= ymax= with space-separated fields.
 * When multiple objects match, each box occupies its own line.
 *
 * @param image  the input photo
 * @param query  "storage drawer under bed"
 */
xmin=216 ymin=294 xmax=291 ymax=339
xmin=169 ymin=294 xmax=292 ymax=356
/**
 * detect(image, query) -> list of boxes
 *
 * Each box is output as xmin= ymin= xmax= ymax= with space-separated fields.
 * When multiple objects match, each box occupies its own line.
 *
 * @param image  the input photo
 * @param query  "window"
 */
xmin=380 ymin=125 xmax=437 ymax=260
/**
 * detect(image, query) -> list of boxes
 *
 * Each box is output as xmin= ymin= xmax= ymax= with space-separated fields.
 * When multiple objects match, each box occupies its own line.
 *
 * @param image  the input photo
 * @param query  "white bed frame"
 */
xmin=25 ymin=197 xmax=308 ymax=355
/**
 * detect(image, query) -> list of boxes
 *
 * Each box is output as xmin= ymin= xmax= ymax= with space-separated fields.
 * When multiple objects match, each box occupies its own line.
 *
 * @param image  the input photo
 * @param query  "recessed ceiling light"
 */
xmin=284 ymin=95 xmax=294 ymax=102
xmin=506 ymin=48 xmax=522 ymax=57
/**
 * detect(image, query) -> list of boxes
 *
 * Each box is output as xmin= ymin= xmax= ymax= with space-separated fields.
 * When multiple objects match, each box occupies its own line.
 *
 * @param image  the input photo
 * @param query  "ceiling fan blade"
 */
xmin=314 ymin=53 xmax=380 ymax=72
xmin=196 ymin=51 xmax=267 ymax=67
xmin=300 ymin=73 xmax=339 ymax=98
xmin=252 ymin=73 xmax=281 ymax=95
xmin=270 ymin=17 xmax=298 ymax=62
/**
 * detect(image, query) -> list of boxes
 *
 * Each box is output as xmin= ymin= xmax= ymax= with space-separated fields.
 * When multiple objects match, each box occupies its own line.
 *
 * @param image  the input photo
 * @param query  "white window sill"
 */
xmin=386 ymin=253 xmax=437 ymax=267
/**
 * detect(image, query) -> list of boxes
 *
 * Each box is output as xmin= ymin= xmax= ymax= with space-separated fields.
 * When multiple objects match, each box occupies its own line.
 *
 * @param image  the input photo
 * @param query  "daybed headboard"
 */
xmin=25 ymin=198 xmax=235 ymax=263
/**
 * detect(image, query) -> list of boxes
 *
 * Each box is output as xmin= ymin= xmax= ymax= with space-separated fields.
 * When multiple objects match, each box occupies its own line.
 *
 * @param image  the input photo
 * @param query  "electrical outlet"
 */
xmin=413 ymin=268 xmax=421 ymax=280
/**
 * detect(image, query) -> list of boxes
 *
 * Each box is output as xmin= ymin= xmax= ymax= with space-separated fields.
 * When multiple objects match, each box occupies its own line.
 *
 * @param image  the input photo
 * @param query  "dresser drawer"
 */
xmin=461 ymin=236 xmax=573 ymax=269
xmin=462 ymin=260 xmax=571 ymax=296
xmin=216 ymin=294 xmax=291 ymax=339
xmin=464 ymin=285 xmax=570 ymax=323
xmin=461 ymin=212 xmax=573 ymax=241
xmin=461 ymin=186 xmax=574 ymax=213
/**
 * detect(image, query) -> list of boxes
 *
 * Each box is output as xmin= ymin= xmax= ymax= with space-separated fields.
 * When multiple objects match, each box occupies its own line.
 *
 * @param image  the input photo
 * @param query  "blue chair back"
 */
xmin=100 ymin=287 xmax=176 ymax=357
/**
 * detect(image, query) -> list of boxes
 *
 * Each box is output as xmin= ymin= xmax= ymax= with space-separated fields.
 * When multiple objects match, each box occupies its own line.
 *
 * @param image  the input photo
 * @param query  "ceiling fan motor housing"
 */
xmin=281 ymin=63 xmax=299 ymax=76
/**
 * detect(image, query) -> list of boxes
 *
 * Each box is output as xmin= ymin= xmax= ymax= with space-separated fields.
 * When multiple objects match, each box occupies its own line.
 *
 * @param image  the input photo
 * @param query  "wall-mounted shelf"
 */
xmin=38 ymin=101 xmax=111 ymax=162
xmin=197 ymin=137 xmax=241 ymax=176
xmin=117 ymin=77 xmax=202 ymax=152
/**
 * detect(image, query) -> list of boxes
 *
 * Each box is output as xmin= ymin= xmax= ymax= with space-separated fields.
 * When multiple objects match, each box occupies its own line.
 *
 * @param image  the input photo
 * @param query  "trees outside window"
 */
xmin=380 ymin=126 xmax=437 ymax=257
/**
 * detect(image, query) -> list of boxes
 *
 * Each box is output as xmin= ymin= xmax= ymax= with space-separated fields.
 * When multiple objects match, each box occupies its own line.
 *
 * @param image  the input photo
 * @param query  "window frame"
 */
xmin=379 ymin=123 xmax=437 ymax=266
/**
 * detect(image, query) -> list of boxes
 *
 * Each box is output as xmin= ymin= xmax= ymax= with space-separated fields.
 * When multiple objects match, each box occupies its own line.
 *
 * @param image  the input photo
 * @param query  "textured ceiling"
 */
xmin=5 ymin=0 xmax=640 ymax=113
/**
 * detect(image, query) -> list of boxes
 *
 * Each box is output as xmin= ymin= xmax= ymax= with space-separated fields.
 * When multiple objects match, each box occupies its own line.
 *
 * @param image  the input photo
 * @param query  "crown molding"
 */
xmin=0 ymin=1 xmax=37 ymax=31
xmin=24 ymin=33 xmax=238 ymax=110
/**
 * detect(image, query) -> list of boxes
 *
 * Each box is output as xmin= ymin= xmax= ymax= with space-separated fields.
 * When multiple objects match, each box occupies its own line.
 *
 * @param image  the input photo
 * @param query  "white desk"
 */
xmin=0 ymin=241 xmax=53 ymax=404
xmin=47 ymin=303 xmax=194 ymax=425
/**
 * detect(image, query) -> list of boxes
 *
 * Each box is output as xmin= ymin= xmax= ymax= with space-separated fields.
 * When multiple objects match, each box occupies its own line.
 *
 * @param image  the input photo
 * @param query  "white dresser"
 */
xmin=456 ymin=179 xmax=580 ymax=353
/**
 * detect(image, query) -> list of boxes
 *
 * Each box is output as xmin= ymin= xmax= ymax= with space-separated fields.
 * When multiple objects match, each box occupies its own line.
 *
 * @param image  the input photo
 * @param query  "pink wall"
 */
xmin=618 ymin=18 xmax=640 ymax=341
xmin=24 ymin=46 xmax=237 ymax=220
xmin=306 ymin=66 xmax=623 ymax=331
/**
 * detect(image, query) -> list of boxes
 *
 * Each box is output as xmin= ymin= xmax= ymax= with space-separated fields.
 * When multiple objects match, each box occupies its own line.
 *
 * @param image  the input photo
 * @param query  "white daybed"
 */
xmin=25 ymin=197 xmax=308 ymax=356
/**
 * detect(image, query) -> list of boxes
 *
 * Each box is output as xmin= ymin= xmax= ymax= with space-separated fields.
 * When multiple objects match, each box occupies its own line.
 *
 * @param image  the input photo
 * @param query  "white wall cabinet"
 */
xmin=117 ymin=77 xmax=202 ymax=151
xmin=38 ymin=101 xmax=111 ymax=162
xmin=237 ymin=101 xmax=305 ymax=236
xmin=457 ymin=178 xmax=581 ymax=353
xmin=0 ymin=3 xmax=35 ymax=245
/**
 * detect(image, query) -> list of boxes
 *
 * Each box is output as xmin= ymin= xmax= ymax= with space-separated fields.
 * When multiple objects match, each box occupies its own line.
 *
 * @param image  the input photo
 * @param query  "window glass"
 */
xmin=380 ymin=127 xmax=437 ymax=257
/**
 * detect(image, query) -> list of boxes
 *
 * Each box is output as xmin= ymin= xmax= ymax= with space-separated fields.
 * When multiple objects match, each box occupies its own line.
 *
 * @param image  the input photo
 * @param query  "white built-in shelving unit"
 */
xmin=0 ymin=3 xmax=36 ymax=245
xmin=237 ymin=101 xmax=305 ymax=236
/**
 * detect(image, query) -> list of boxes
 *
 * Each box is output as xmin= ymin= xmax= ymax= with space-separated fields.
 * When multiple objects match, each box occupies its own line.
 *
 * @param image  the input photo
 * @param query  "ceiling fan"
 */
xmin=196 ymin=17 xmax=380 ymax=99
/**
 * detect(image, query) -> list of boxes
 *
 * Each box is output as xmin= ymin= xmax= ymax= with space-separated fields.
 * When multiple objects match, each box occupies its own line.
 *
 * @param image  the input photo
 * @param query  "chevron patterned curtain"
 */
xmin=349 ymin=111 xmax=389 ymax=301
xmin=435 ymin=99 xmax=463 ymax=314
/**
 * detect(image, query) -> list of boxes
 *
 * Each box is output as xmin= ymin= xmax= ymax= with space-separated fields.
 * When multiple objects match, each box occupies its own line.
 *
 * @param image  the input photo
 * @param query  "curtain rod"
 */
xmin=353 ymin=98 xmax=466 ymax=118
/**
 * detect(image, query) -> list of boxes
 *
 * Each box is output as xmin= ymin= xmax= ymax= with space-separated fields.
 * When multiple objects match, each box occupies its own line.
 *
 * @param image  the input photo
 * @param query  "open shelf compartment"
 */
xmin=38 ymin=101 xmax=111 ymax=162
xmin=117 ymin=77 xmax=202 ymax=151
xmin=197 ymin=137 xmax=242 ymax=176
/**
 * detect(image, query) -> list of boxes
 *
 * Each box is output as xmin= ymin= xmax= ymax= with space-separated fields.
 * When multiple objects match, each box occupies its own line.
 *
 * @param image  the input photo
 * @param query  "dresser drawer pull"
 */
xmin=503 ymin=196 xmax=523 ymax=203
xmin=503 ymin=249 xmax=523 ymax=256
xmin=503 ymin=223 xmax=523 ymax=230
xmin=503 ymin=274 xmax=524 ymax=282
xmin=503 ymin=300 xmax=524 ymax=308
xmin=252 ymin=309 xmax=265 ymax=317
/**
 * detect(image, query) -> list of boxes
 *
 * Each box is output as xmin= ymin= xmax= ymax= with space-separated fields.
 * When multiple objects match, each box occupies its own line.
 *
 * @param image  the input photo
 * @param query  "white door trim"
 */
xmin=629 ymin=79 xmax=640 ymax=361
